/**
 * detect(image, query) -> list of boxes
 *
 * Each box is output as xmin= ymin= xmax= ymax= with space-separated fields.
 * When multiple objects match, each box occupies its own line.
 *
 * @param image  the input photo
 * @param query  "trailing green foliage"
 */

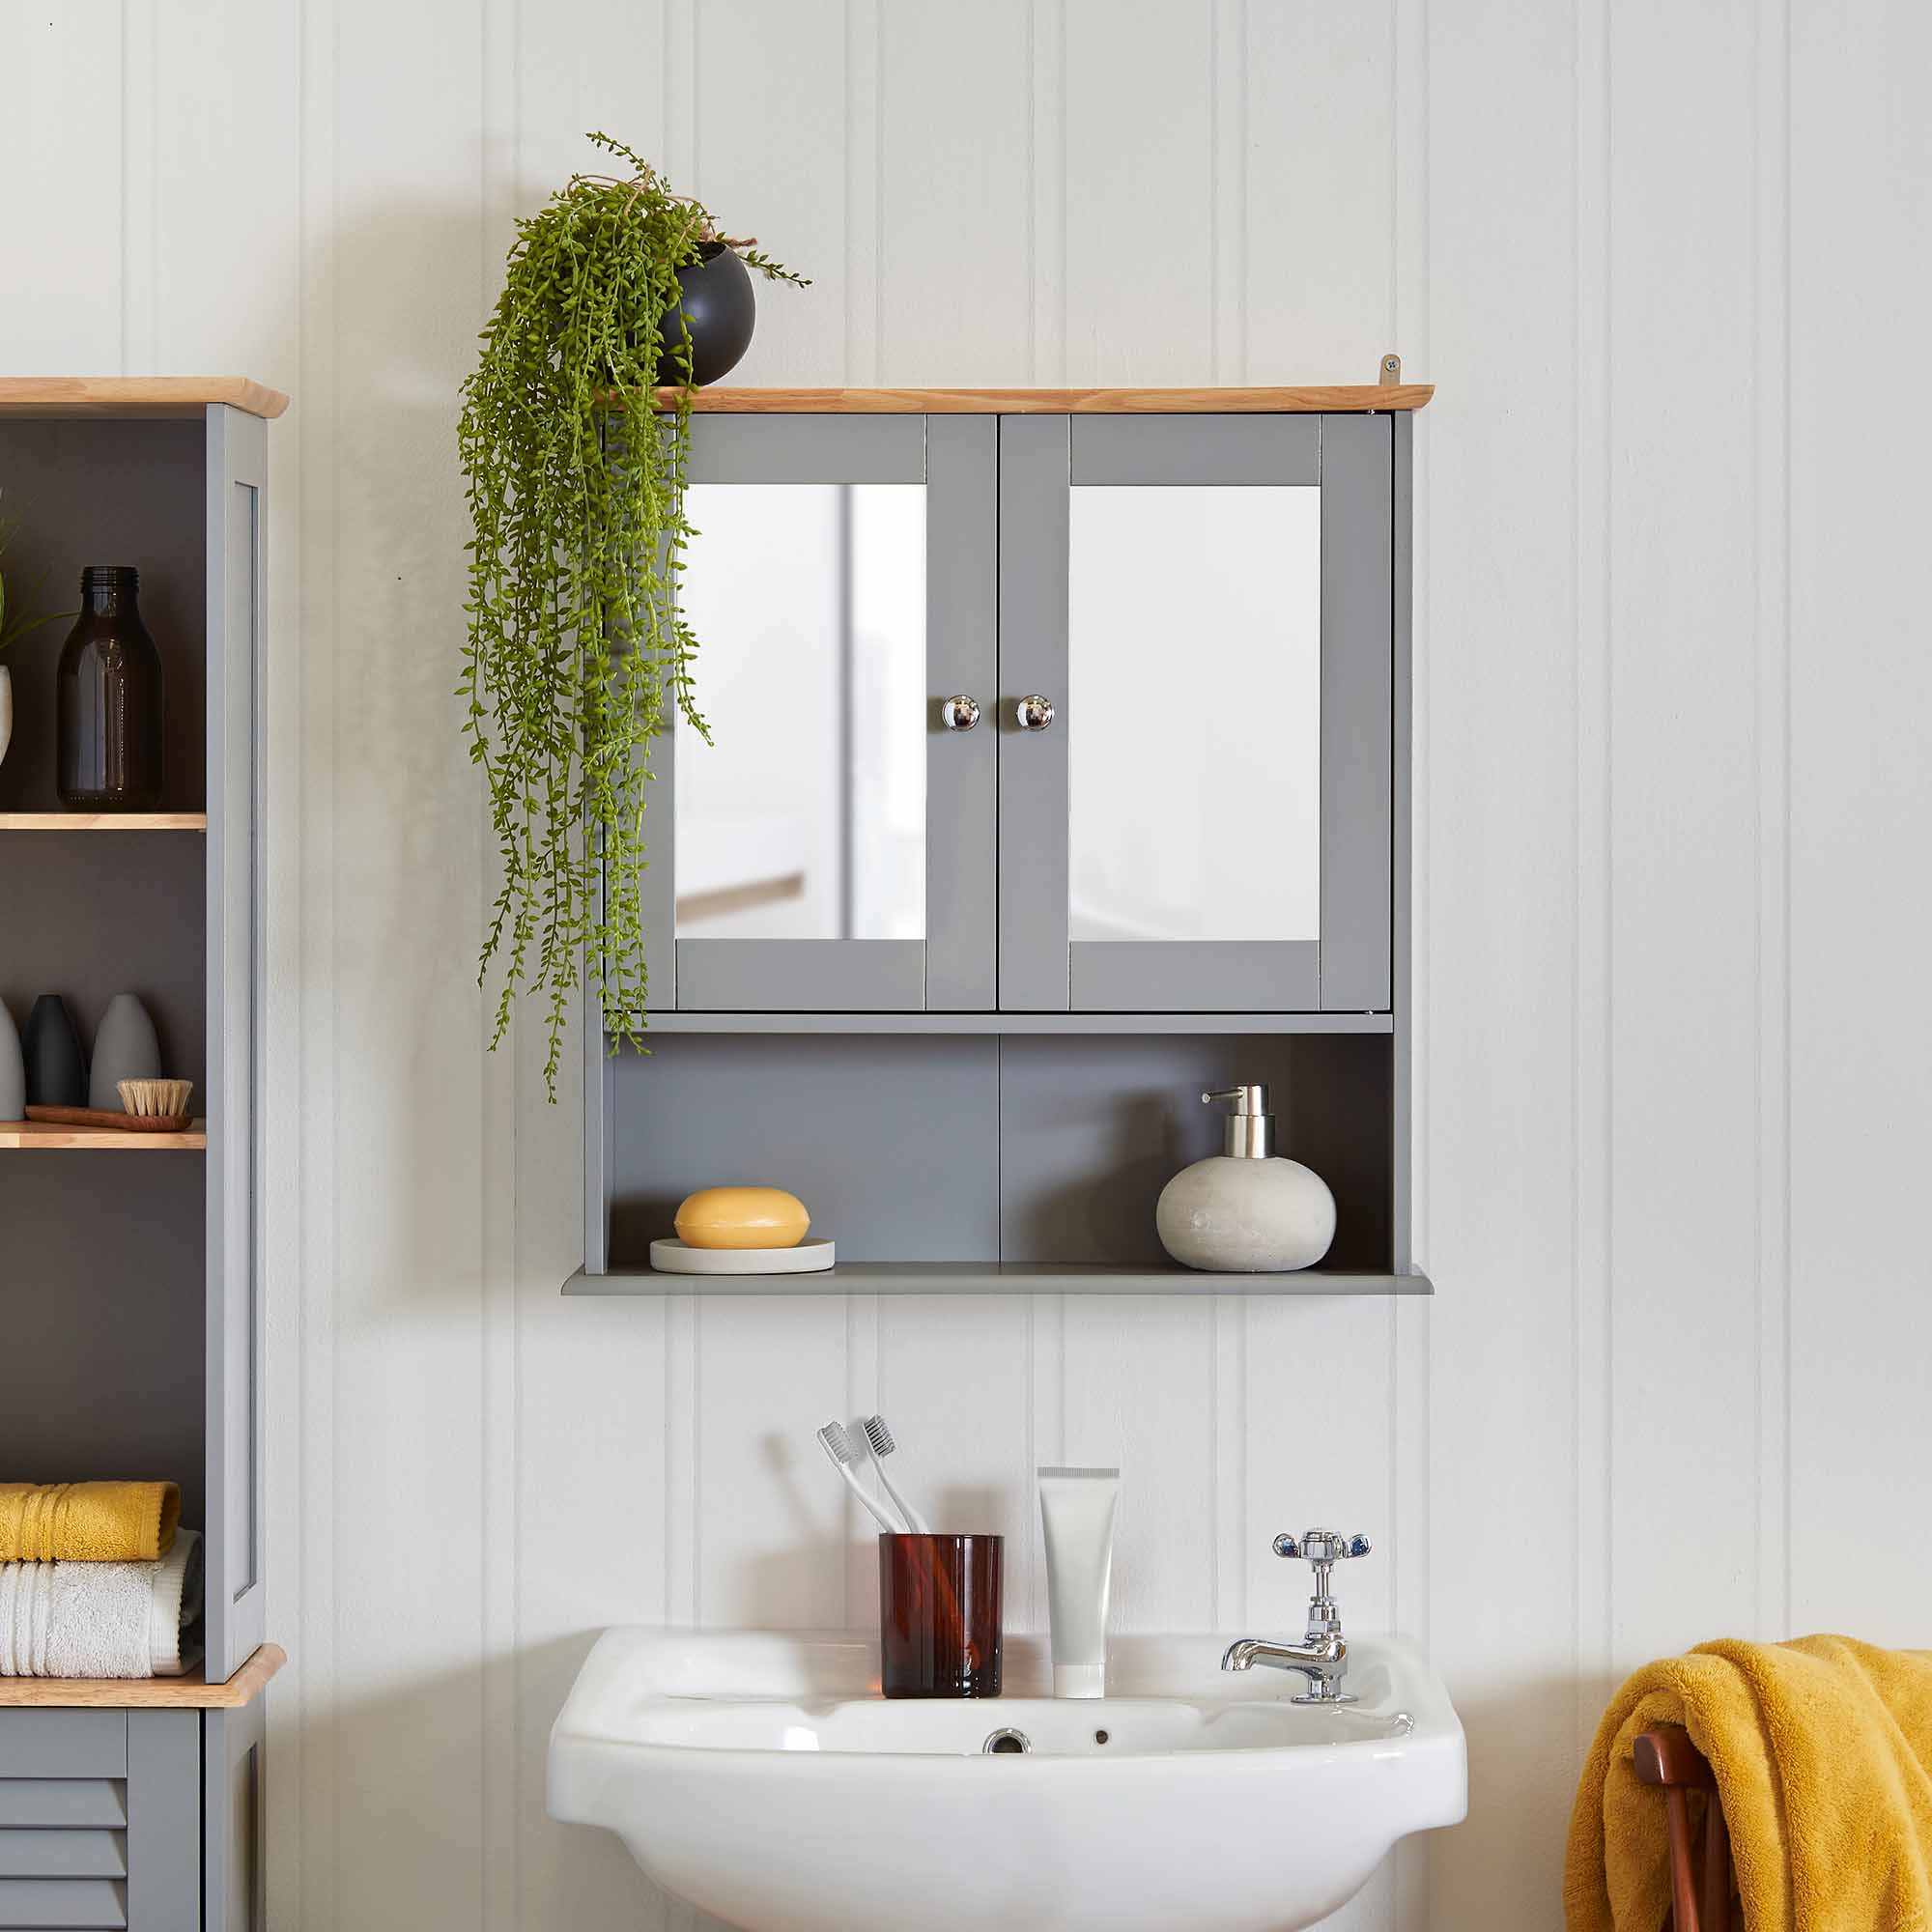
xmin=0 ymin=491 xmax=68 ymax=657
xmin=459 ymin=131 xmax=806 ymax=1096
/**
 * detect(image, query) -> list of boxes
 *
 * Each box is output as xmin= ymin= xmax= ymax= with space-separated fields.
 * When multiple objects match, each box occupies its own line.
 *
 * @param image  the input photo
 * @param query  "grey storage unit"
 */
xmin=0 ymin=378 xmax=280 ymax=1929
xmin=567 ymin=384 xmax=1433 ymax=1295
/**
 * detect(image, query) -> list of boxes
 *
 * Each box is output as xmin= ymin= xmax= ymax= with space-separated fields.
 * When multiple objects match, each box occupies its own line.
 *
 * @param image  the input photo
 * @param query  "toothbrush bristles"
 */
xmin=863 ymin=1414 xmax=896 ymax=1457
xmin=818 ymin=1420 xmax=859 ymax=1464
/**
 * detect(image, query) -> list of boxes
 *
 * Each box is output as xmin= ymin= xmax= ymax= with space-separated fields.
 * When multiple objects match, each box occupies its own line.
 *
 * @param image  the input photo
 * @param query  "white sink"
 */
xmin=550 ymin=1629 xmax=1466 ymax=1932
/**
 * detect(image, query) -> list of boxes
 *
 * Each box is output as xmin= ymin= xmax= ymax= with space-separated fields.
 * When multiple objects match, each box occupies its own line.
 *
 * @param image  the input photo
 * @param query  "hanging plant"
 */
xmin=0 ymin=492 xmax=67 ymax=660
xmin=460 ymin=130 xmax=808 ymax=1096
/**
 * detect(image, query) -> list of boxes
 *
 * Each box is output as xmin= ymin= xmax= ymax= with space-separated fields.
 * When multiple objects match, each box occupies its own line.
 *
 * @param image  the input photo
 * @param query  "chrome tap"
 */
xmin=1221 ymin=1528 xmax=1372 ymax=1705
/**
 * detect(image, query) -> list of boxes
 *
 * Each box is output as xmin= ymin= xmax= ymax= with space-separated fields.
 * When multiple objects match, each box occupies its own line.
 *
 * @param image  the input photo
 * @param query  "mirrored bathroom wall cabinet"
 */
xmin=571 ymin=381 xmax=1433 ymax=1297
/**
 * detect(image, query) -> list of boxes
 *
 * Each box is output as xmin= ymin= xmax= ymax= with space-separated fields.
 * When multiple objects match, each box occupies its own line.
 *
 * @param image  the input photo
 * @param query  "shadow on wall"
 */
xmin=315 ymin=193 xmax=578 ymax=1298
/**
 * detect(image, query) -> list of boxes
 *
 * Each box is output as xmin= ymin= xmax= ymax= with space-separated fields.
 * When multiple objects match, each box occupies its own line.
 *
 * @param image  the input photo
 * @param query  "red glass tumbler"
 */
xmin=878 ymin=1534 xmax=1003 ymax=1698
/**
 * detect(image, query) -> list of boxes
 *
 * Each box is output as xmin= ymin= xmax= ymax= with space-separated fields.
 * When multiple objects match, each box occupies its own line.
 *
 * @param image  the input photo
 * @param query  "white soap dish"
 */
xmin=648 ymin=1236 xmax=836 ymax=1277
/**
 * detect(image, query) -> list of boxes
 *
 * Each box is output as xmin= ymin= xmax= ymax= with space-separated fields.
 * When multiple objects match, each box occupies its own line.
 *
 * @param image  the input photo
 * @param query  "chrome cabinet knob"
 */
xmin=940 ymin=694 xmax=981 ymax=732
xmin=1015 ymin=694 xmax=1057 ymax=732
xmin=1274 ymin=1530 xmax=1371 ymax=1563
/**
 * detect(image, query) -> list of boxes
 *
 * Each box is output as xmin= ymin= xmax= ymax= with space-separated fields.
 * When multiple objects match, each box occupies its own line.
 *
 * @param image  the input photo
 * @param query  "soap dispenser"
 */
xmin=1155 ymin=1085 xmax=1337 ymax=1272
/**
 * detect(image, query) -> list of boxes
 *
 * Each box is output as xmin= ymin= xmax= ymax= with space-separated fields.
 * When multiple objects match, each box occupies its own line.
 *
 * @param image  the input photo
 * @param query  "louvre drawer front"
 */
xmin=0 ymin=1785 xmax=125 ymax=1832
xmin=0 ymin=1874 xmax=128 ymax=1927
xmin=0 ymin=1830 xmax=128 ymax=1879
xmin=0 ymin=1718 xmax=127 ymax=1781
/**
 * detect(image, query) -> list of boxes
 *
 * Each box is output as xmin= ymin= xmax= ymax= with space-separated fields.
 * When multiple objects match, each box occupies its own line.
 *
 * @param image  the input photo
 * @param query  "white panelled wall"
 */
xmin=5 ymin=0 xmax=1929 ymax=1926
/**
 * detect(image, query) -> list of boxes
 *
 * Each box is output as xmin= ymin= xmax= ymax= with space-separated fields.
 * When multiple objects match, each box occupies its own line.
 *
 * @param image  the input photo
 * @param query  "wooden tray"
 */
xmin=24 ymin=1103 xmax=194 ymax=1133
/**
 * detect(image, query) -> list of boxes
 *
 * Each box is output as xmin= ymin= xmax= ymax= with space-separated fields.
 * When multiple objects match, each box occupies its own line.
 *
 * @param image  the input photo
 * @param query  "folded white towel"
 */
xmin=0 ymin=1528 xmax=203 ymax=1678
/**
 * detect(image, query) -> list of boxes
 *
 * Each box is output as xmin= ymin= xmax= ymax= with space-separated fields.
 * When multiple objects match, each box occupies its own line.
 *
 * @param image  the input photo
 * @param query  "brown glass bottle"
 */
xmin=58 ymin=566 xmax=163 ymax=810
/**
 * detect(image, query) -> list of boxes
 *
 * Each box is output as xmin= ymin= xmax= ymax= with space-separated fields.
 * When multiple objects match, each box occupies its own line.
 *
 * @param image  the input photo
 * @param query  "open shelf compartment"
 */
xmin=581 ymin=1028 xmax=1415 ymax=1295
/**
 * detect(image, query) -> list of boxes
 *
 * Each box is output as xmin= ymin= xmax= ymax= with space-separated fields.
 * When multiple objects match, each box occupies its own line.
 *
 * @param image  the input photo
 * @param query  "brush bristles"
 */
xmin=863 ymin=1414 xmax=896 ymax=1457
xmin=119 ymin=1078 xmax=193 ymax=1119
xmin=817 ymin=1421 xmax=859 ymax=1465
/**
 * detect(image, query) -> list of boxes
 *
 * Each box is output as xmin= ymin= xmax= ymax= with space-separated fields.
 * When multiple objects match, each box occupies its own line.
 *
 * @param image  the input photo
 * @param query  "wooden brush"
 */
xmin=118 ymin=1078 xmax=194 ymax=1122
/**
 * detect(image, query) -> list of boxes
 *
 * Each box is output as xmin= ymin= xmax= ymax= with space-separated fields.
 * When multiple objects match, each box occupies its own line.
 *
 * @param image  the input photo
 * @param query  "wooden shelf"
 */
xmin=0 ymin=811 xmax=207 ymax=832
xmin=0 ymin=1119 xmax=207 ymax=1150
xmin=643 ymin=384 xmax=1435 ymax=415
xmin=0 ymin=377 xmax=288 ymax=420
xmin=566 ymin=1264 xmax=1432 ymax=1297
xmin=0 ymin=1642 xmax=284 ymax=1709
xmin=613 ymin=1010 xmax=1394 ymax=1037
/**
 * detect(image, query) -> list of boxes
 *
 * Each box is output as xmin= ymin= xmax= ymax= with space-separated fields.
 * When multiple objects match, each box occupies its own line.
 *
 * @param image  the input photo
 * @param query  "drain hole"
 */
xmin=982 ymin=1728 xmax=1032 ymax=1754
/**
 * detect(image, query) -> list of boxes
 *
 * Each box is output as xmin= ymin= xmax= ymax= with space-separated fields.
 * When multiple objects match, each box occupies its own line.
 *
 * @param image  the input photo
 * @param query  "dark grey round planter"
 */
xmin=659 ymin=243 xmax=756 ymax=386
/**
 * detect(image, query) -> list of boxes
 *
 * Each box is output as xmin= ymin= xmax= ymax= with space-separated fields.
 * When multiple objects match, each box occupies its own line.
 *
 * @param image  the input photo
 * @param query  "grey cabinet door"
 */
xmin=998 ymin=413 xmax=1394 ymax=1012
xmin=0 ymin=1709 xmax=198 ymax=1931
xmin=204 ymin=405 xmax=266 ymax=1679
xmin=202 ymin=1703 xmax=265 ymax=1932
xmin=652 ymin=413 xmax=998 ymax=1012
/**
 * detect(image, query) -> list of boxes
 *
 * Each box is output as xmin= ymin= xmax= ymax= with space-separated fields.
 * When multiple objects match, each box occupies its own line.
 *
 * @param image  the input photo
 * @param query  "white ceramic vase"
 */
xmin=0 ymin=664 xmax=13 ymax=770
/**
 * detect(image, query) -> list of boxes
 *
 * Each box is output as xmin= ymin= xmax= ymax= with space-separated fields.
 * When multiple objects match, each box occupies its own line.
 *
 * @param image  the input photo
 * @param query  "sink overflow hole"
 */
xmin=982 ymin=1728 xmax=1032 ymax=1755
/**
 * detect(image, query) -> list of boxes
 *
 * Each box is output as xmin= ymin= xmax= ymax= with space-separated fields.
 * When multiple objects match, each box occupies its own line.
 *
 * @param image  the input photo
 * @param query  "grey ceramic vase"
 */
xmin=89 ymin=992 xmax=162 ymax=1111
xmin=21 ymin=995 xmax=86 ymax=1108
xmin=0 ymin=1000 xmax=24 ymax=1122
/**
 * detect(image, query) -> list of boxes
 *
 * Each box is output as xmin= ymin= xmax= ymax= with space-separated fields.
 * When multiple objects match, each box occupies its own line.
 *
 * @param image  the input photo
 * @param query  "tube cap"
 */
xmin=1053 ymin=1662 xmax=1106 ymax=1699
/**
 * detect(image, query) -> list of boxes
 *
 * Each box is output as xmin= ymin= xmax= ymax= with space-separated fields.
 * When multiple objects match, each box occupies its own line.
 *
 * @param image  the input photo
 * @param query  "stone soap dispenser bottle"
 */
xmin=1156 ymin=1085 xmax=1337 ymax=1272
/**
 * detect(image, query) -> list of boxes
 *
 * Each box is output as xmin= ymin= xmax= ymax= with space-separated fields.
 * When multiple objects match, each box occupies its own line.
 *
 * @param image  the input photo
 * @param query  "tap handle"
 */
xmin=1274 ymin=1529 xmax=1371 ymax=1563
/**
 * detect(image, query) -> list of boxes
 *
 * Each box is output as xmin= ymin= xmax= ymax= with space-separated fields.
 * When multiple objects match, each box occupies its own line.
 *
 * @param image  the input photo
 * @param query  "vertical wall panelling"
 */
xmin=479 ymin=8 xmax=521 ymax=1929
xmin=4 ymin=1 xmax=1909 ymax=1926
xmin=1062 ymin=0 xmax=1213 ymax=384
xmin=1422 ymin=1 xmax=1591 ymax=1927
xmin=0 ymin=0 xmax=123 ymax=371
xmin=325 ymin=1 xmax=492 ymax=1926
xmin=1029 ymin=0 xmax=1067 ymax=384
xmin=1606 ymin=0 xmax=1762 ymax=1678
xmin=1786 ymin=0 xmax=1932 ymax=1644
xmin=1242 ymin=1 xmax=1397 ymax=378
xmin=287 ymin=0 xmax=339 ymax=1918
xmin=1751 ymin=0 xmax=1792 ymax=1653
xmin=878 ymin=3 xmax=1031 ymax=384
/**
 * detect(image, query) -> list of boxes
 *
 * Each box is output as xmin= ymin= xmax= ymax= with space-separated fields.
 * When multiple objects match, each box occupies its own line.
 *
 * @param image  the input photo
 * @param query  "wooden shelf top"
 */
xmin=0 ymin=1119 xmax=207 ymax=1151
xmin=0 ymin=377 xmax=288 ymax=420
xmin=0 ymin=811 xmax=207 ymax=831
xmin=643 ymin=384 xmax=1434 ymax=414
xmin=0 ymin=1642 xmax=285 ymax=1709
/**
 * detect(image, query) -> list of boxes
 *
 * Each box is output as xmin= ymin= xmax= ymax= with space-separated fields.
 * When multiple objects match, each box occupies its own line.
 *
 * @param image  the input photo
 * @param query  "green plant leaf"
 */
xmin=459 ymin=132 xmax=806 ymax=1100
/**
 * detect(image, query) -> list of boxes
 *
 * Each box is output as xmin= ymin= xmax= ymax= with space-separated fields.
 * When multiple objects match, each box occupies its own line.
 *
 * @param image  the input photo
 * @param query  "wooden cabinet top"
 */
xmin=653 ymin=384 xmax=1434 ymax=413
xmin=0 ymin=380 xmax=1434 ymax=421
xmin=0 ymin=378 xmax=290 ymax=420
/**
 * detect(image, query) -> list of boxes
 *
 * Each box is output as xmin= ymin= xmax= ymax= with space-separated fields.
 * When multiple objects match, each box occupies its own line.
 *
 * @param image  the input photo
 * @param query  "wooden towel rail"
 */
xmin=1634 ymin=1726 xmax=1735 ymax=1932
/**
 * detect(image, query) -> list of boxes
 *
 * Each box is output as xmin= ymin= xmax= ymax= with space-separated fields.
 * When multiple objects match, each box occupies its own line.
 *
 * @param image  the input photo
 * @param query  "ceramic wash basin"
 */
xmin=549 ymin=1629 xmax=1465 ymax=1932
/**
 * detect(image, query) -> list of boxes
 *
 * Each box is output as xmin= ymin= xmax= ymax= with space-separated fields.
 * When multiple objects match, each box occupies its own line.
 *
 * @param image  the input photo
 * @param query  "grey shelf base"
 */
xmin=563 ymin=1264 xmax=1432 ymax=1296
xmin=614 ymin=1010 xmax=1395 ymax=1037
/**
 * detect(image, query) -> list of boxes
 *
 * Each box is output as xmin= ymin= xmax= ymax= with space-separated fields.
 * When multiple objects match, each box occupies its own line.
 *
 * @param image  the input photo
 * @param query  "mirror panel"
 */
xmin=1066 ymin=485 xmax=1321 ymax=944
xmin=674 ymin=483 xmax=926 ymax=941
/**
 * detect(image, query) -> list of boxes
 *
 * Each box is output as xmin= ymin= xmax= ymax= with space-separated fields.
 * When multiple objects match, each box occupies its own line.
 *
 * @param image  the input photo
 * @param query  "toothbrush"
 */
xmin=815 ymin=1422 xmax=904 ymax=1533
xmin=861 ymin=1415 xmax=931 ymax=1532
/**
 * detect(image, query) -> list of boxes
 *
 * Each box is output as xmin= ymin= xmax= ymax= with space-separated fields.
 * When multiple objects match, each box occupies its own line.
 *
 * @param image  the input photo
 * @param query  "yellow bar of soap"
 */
xmin=674 ymin=1185 xmax=810 ymax=1251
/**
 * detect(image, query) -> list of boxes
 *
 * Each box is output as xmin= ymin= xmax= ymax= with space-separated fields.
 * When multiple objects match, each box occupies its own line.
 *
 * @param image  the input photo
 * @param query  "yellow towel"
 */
xmin=1565 ymin=1635 xmax=1932 ymax=1932
xmin=0 ymin=1483 xmax=181 ymax=1563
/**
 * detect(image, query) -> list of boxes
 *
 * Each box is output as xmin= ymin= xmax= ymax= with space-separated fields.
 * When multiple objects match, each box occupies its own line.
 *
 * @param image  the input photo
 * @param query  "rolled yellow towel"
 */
xmin=0 ymin=1483 xmax=181 ymax=1563
xmin=1565 ymin=1634 xmax=1932 ymax=1932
